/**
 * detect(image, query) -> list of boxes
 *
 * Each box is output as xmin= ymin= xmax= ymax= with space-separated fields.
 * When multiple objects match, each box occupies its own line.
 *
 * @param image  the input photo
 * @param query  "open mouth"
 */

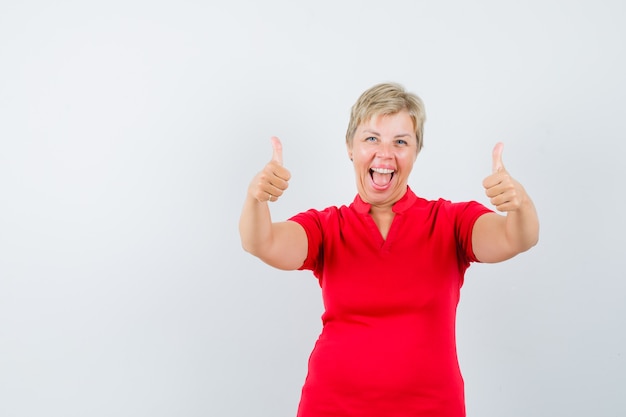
xmin=369 ymin=167 xmax=395 ymax=188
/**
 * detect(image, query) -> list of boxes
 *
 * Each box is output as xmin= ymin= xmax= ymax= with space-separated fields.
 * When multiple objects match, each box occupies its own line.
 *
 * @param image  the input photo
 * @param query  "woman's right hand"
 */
xmin=240 ymin=136 xmax=306 ymax=269
xmin=248 ymin=136 xmax=291 ymax=203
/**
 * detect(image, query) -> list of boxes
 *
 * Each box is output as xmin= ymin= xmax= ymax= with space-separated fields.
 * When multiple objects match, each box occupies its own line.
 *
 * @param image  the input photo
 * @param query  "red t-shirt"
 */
xmin=289 ymin=187 xmax=492 ymax=417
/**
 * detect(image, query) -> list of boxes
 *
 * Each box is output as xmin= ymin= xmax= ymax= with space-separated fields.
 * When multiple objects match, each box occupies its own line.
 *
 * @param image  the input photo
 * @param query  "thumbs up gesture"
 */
xmin=482 ymin=142 xmax=527 ymax=212
xmin=249 ymin=136 xmax=292 ymax=203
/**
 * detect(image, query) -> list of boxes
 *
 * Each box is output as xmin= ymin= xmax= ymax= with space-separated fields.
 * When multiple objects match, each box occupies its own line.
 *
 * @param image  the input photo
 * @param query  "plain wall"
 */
xmin=1 ymin=0 xmax=625 ymax=416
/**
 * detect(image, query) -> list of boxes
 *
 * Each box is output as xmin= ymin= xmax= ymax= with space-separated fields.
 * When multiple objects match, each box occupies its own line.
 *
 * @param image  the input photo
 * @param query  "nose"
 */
xmin=377 ymin=141 xmax=393 ymax=158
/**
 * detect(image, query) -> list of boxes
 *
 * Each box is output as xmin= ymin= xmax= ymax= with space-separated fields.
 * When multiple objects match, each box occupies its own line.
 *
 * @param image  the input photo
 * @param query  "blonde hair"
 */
xmin=346 ymin=82 xmax=426 ymax=152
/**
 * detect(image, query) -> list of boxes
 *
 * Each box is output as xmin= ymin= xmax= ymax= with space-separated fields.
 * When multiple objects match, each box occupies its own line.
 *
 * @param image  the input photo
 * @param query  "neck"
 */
xmin=369 ymin=203 xmax=394 ymax=216
xmin=364 ymin=185 xmax=409 ymax=214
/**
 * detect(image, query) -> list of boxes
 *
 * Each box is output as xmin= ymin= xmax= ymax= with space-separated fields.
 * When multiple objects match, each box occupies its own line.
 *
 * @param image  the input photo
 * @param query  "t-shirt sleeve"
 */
xmin=288 ymin=208 xmax=325 ymax=274
xmin=451 ymin=201 xmax=493 ymax=263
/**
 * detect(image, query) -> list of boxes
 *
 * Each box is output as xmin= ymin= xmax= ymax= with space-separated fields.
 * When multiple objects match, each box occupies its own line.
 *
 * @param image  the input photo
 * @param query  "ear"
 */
xmin=346 ymin=142 xmax=353 ymax=161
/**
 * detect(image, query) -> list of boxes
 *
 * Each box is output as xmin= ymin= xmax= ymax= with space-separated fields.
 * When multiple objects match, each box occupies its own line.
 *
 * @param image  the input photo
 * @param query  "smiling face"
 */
xmin=347 ymin=109 xmax=418 ymax=208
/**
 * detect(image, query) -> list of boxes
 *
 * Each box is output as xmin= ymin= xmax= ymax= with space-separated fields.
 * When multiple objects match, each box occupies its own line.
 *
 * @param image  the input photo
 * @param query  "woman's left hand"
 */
xmin=482 ymin=142 xmax=529 ymax=212
xmin=473 ymin=142 xmax=539 ymax=263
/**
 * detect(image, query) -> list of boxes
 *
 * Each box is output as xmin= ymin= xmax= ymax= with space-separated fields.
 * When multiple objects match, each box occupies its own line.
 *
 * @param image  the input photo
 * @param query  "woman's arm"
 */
xmin=472 ymin=143 xmax=539 ymax=263
xmin=238 ymin=137 xmax=308 ymax=270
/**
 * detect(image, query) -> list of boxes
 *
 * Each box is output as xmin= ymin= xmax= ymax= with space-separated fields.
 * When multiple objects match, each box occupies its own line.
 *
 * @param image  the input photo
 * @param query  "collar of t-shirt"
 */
xmin=351 ymin=186 xmax=418 ymax=215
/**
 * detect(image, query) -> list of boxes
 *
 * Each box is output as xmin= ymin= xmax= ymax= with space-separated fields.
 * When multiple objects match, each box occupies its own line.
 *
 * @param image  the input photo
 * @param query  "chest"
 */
xmin=370 ymin=211 xmax=395 ymax=240
xmin=320 ymin=213 xmax=464 ymax=316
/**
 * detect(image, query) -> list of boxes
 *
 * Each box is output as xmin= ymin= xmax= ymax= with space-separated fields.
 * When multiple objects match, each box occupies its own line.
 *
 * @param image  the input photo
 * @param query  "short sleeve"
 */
xmin=450 ymin=201 xmax=493 ymax=263
xmin=289 ymin=208 xmax=326 ymax=276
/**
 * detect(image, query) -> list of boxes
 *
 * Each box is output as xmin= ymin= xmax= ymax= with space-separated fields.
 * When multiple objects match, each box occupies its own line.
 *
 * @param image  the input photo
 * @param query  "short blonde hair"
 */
xmin=346 ymin=82 xmax=426 ymax=152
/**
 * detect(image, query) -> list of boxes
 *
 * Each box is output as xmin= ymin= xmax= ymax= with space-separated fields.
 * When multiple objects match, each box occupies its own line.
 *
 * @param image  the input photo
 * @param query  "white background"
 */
xmin=1 ymin=1 xmax=625 ymax=416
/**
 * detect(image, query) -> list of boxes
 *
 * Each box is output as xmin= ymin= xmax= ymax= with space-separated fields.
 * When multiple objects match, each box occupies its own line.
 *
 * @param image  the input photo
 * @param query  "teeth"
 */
xmin=371 ymin=168 xmax=394 ymax=174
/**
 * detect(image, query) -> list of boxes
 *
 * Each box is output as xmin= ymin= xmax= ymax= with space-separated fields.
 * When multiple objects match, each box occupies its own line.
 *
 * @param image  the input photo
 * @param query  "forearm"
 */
xmin=504 ymin=196 xmax=539 ymax=253
xmin=239 ymin=194 xmax=274 ymax=256
xmin=239 ymin=137 xmax=307 ymax=269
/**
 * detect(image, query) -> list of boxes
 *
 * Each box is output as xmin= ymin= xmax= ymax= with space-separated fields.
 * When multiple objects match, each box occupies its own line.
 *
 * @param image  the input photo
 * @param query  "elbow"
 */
xmin=518 ymin=228 xmax=540 ymax=254
xmin=238 ymin=225 xmax=263 ymax=257
xmin=530 ymin=233 xmax=539 ymax=249
xmin=528 ymin=223 xmax=540 ymax=249
xmin=240 ymin=241 xmax=252 ymax=255
xmin=240 ymin=236 xmax=272 ymax=260
xmin=240 ymin=239 xmax=260 ymax=257
xmin=239 ymin=231 xmax=257 ymax=256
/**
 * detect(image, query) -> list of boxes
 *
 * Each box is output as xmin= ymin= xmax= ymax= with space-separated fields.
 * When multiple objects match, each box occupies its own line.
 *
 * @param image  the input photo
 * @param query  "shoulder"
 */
xmin=432 ymin=198 xmax=490 ymax=215
xmin=288 ymin=204 xmax=349 ymax=229
xmin=405 ymin=196 xmax=491 ymax=224
xmin=403 ymin=196 xmax=453 ymax=215
xmin=290 ymin=204 xmax=344 ymax=219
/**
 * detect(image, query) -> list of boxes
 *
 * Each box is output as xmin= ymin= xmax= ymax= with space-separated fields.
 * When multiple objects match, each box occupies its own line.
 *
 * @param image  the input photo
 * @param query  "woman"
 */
xmin=239 ymin=83 xmax=539 ymax=417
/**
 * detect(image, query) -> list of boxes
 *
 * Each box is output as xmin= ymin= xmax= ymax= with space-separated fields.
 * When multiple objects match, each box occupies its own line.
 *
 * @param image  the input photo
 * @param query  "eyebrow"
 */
xmin=362 ymin=129 xmax=413 ymax=139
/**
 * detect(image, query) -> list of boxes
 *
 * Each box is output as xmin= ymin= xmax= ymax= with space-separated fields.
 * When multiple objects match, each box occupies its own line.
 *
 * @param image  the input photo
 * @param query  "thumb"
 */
xmin=492 ymin=142 xmax=505 ymax=173
xmin=271 ymin=136 xmax=283 ymax=165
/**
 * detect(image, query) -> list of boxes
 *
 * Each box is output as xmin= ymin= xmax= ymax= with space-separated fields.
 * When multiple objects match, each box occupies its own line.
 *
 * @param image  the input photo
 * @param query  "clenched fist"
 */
xmin=482 ymin=142 xmax=529 ymax=212
xmin=248 ymin=136 xmax=291 ymax=203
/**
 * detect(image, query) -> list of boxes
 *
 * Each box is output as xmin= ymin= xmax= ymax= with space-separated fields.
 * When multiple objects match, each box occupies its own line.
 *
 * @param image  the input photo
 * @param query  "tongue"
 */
xmin=372 ymin=172 xmax=392 ymax=187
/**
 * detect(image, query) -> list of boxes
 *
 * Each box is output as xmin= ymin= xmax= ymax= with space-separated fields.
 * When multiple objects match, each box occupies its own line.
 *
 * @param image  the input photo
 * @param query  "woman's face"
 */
xmin=347 ymin=109 xmax=418 ymax=208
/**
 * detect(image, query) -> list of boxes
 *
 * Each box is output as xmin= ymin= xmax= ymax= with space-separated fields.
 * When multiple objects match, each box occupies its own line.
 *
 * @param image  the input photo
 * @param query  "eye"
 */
xmin=365 ymin=136 xmax=377 ymax=142
xmin=396 ymin=139 xmax=408 ymax=145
